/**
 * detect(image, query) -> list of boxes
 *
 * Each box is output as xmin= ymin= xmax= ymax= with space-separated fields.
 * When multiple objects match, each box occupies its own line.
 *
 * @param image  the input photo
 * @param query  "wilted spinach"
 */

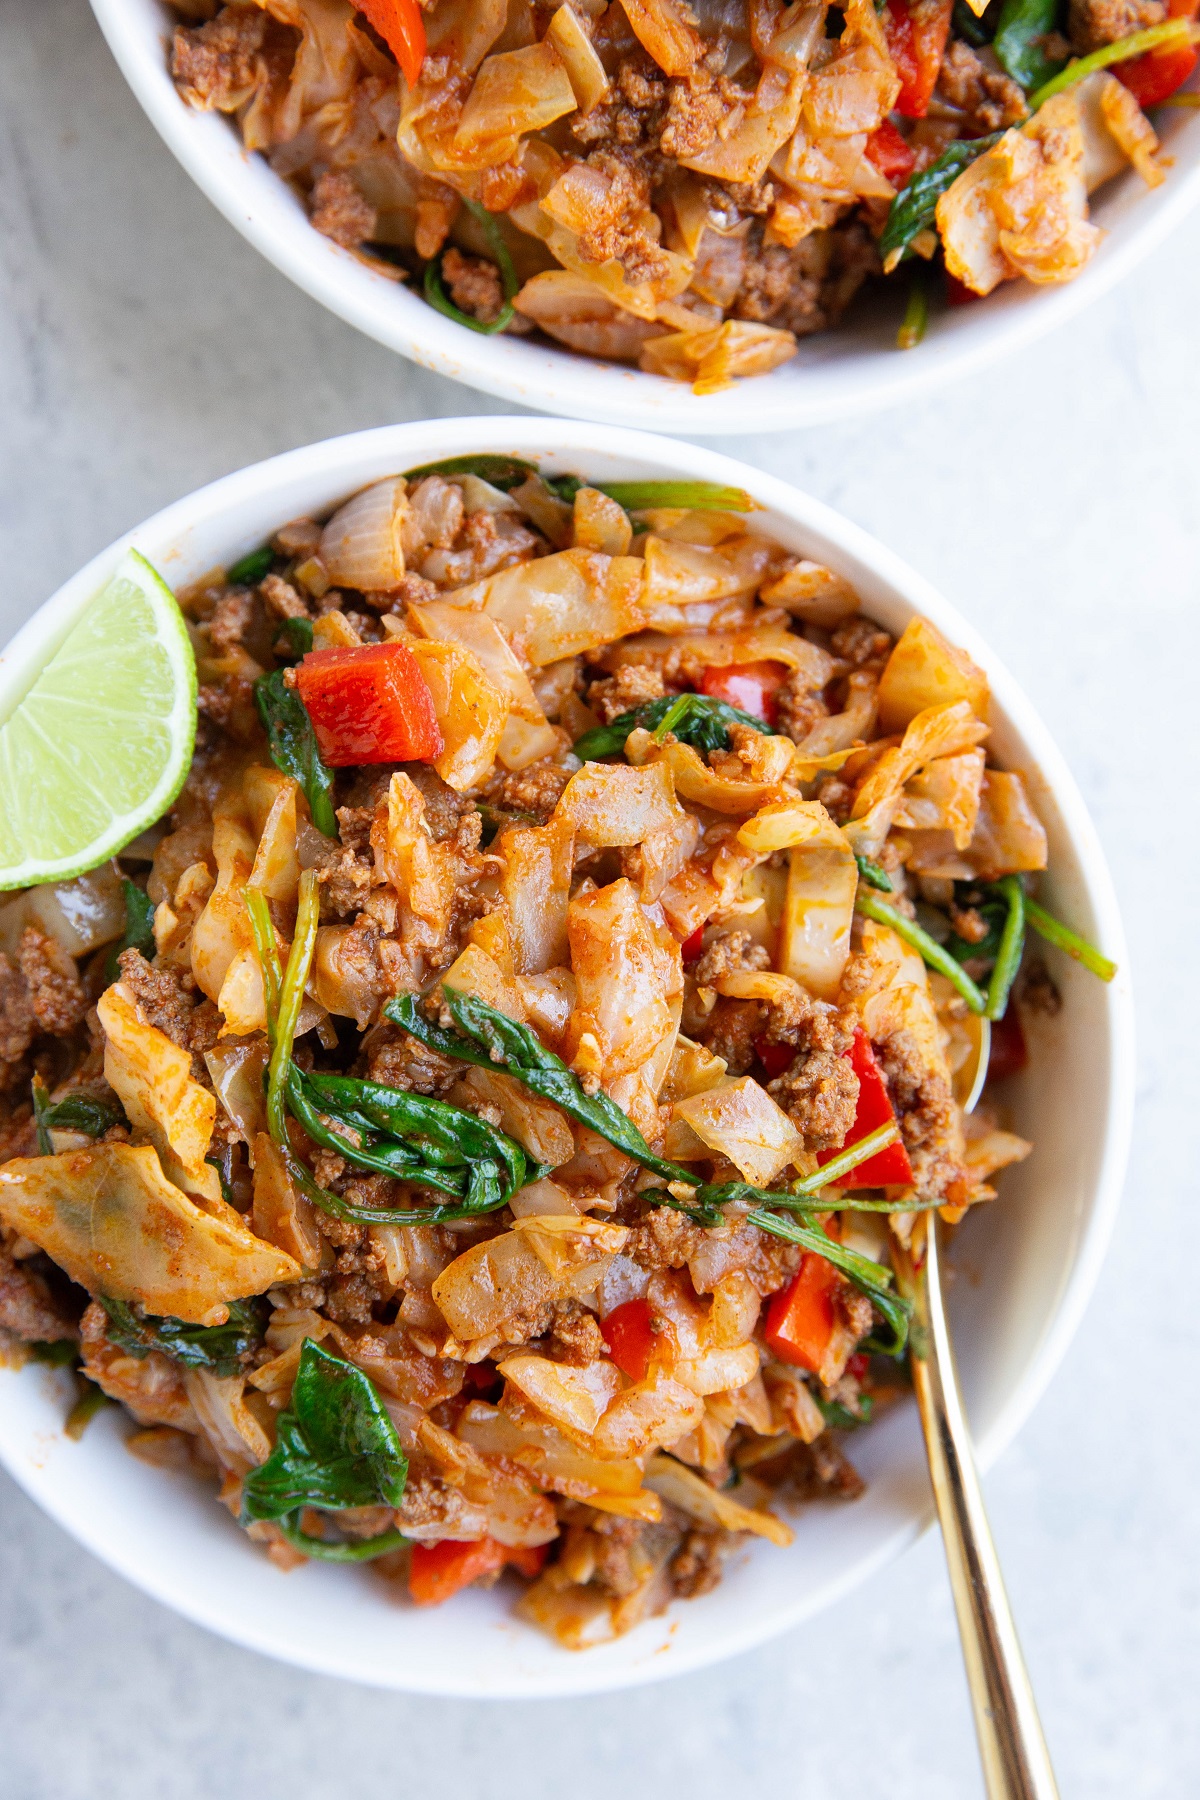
xmin=253 ymin=668 xmax=337 ymax=837
xmin=99 ymin=1296 xmax=267 ymax=1378
xmin=573 ymin=692 xmax=775 ymax=762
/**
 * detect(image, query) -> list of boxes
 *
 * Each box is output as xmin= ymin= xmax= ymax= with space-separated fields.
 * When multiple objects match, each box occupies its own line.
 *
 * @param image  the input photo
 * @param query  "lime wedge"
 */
xmin=0 ymin=550 xmax=197 ymax=890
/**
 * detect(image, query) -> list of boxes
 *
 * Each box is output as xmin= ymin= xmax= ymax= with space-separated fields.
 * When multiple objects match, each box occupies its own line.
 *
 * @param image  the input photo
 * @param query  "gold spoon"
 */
xmin=894 ymin=1019 xmax=1059 ymax=1799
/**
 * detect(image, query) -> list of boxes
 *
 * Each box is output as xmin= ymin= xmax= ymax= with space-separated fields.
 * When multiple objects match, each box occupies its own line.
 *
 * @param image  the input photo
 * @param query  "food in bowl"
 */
xmin=0 ymin=456 xmax=1114 ymax=1646
xmin=163 ymin=0 xmax=1192 ymax=391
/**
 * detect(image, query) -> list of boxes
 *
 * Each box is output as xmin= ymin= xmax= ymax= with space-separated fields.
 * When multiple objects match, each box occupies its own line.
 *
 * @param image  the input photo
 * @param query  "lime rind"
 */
xmin=0 ymin=550 xmax=197 ymax=890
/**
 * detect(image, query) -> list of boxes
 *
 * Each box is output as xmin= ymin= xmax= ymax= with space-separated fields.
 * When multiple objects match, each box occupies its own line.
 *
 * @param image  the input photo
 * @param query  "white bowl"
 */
xmin=0 ymin=418 xmax=1133 ymax=1695
xmin=90 ymin=0 xmax=1200 ymax=433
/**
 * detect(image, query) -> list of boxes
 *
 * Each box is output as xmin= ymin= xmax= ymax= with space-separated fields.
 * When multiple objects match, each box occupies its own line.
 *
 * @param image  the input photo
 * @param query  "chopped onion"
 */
xmin=319 ymin=477 xmax=407 ymax=591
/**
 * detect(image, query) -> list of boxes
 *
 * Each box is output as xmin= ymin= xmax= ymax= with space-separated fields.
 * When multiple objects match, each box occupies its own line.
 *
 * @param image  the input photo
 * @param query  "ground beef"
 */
xmin=549 ymin=1298 xmax=607 ymax=1365
xmin=696 ymin=997 xmax=765 ymax=1076
xmin=660 ymin=68 xmax=743 ymax=160
xmin=441 ymin=247 xmax=505 ymax=324
xmin=626 ymin=1207 xmax=701 ymax=1271
xmin=876 ymin=1028 xmax=969 ymax=1204
xmin=775 ymin=666 xmax=831 ymax=745
xmin=310 ymin=169 xmax=377 ymax=249
xmin=398 ymin=1471 xmax=489 ymax=1542
xmin=734 ymin=220 xmax=878 ymax=337
xmin=362 ymin=1021 xmax=462 ymax=1095
xmin=571 ymin=152 xmax=673 ymax=288
xmin=693 ymin=930 xmax=771 ymax=987
xmin=587 ymin=1514 xmax=660 ymax=1598
xmin=486 ymin=757 xmax=573 ymax=823
xmin=419 ymin=509 xmax=543 ymax=586
xmin=935 ymin=41 xmax=1028 ymax=135
xmin=0 ymin=1244 xmax=79 ymax=1343
xmin=949 ymin=901 xmax=991 ymax=944
xmin=17 ymin=928 xmax=87 ymax=1037
xmin=171 ymin=4 xmax=268 ymax=111
xmin=260 ymin=571 xmax=310 ymax=621
xmin=830 ymin=616 xmax=893 ymax=669
xmin=0 ymin=952 xmax=34 ymax=1083
xmin=116 ymin=950 xmax=221 ymax=1063
xmin=404 ymin=767 xmax=482 ymax=847
xmin=571 ymin=52 xmax=668 ymax=153
xmin=1069 ymin=0 xmax=1164 ymax=50
xmin=207 ymin=586 xmax=255 ymax=651
xmin=1016 ymin=959 xmax=1062 ymax=1016
xmin=668 ymin=1526 xmax=725 ymax=1598
xmin=313 ymin=840 xmax=376 ymax=919
xmin=791 ymin=1434 xmax=866 ymax=1501
xmin=586 ymin=662 xmax=666 ymax=724
xmin=763 ymin=985 xmax=859 ymax=1150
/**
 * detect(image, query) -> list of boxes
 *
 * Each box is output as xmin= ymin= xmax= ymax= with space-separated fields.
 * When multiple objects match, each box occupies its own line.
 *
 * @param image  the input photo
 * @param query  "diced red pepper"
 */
xmin=945 ymin=271 xmax=981 ymax=307
xmin=408 ymin=1536 xmax=545 ymax=1606
xmin=754 ymin=1036 xmax=795 ymax=1079
xmin=461 ymin=1360 xmax=502 ymax=1398
xmin=846 ymin=1351 xmax=870 ymax=1381
xmin=294 ymin=642 xmax=443 ymax=767
xmin=600 ymin=1298 xmax=657 ymax=1382
xmin=698 ymin=660 xmax=789 ymax=727
xmin=681 ymin=924 xmax=707 ymax=963
xmin=817 ymin=1027 xmax=914 ymax=1187
xmin=865 ymin=118 xmax=917 ymax=186
xmin=764 ymin=1237 xmax=843 ymax=1373
xmin=986 ymin=1009 xmax=1029 ymax=1083
xmin=884 ymin=0 xmax=954 ymax=117
xmin=1113 ymin=0 xmax=1199 ymax=106
xmin=356 ymin=0 xmax=427 ymax=86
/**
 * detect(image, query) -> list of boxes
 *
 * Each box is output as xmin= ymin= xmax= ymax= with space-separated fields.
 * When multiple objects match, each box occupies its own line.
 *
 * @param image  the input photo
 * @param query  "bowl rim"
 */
xmin=88 ymin=0 xmax=1200 ymax=434
xmin=0 ymin=419 xmax=1135 ymax=1695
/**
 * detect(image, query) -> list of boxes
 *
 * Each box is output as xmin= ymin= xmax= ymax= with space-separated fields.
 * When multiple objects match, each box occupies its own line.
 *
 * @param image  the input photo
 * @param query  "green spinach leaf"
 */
xmin=99 ymin=1296 xmax=267 ymax=1378
xmin=879 ymin=133 xmax=1004 ymax=264
xmin=105 ymin=878 xmax=157 ymax=980
xmin=227 ymin=545 xmax=276 ymax=586
xmin=993 ymin=0 xmax=1066 ymax=90
xmin=573 ymin=692 xmax=775 ymax=762
xmin=253 ymin=668 xmax=338 ymax=838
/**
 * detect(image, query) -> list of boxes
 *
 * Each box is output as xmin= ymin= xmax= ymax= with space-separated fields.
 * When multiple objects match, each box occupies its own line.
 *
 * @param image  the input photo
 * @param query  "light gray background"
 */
xmin=1 ymin=1 xmax=1196 ymax=1794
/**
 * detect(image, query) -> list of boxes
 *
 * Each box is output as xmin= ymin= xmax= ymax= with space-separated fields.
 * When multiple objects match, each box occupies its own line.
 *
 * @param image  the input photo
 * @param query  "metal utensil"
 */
xmin=896 ymin=1216 xmax=1059 ymax=1799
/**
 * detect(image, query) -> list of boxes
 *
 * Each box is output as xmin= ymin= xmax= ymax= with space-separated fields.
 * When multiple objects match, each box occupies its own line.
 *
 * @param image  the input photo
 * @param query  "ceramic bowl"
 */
xmin=88 ymin=0 xmax=1200 ymax=432
xmin=0 ymin=418 xmax=1134 ymax=1694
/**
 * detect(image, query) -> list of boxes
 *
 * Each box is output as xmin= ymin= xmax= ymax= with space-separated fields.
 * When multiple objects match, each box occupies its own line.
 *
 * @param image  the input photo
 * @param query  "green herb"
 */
xmin=205 ymin=1146 xmax=237 ymax=1205
xmin=32 ymin=1079 xmax=121 ymax=1154
xmin=856 ymin=889 xmax=987 ymax=1013
xmin=474 ymin=800 xmax=539 ymax=845
xmin=424 ymin=199 xmax=519 ymax=336
xmin=994 ymin=0 xmax=1066 ymax=91
xmin=855 ymin=854 xmax=894 ymax=893
xmin=403 ymin=455 xmax=538 ymax=490
xmin=573 ymin=693 xmax=774 ymax=763
xmin=815 ymin=1391 xmax=875 ymax=1430
xmin=544 ymin=474 xmax=585 ymax=505
xmin=99 ymin=1295 xmax=268 ymax=1377
xmin=1027 ymin=15 xmax=1193 ymax=106
xmin=593 ymin=481 xmax=754 ymax=512
xmin=65 ymin=1381 xmax=112 ymax=1440
xmin=985 ymin=874 xmax=1026 ymax=1020
xmin=945 ymin=893 xmax=1006 ymax=966
xmin=390 ymin=993 xmax=912 ymax=1350
xmin=243 ymin=889 xmax=283 ymax=1036
xmin=285 ymin=1064 xmax=534 ymax=1222
xmin=253 ymin=669 xmax=337 ymax=838
xmin=267 ymin=869 xmax=321 ymax=1145
xmin=241 ymin=1340 xmax=409 ymax=1560
xmin=277 ymin=616 xmax=314 ymax=657
xmin=105 ymin=877 xmax=157 ymax=979
xmin=227 ymin=545 xmax=275 ymax=586
xmin=29 ymin=1339 xmax=79 ymax=1367
xmin=897 ymin=275 xmax=929 ymax=349
xmin=879 ymin=133 xmax=1004 ymax=265
xmin=1024 ymin=896 xmax=1116 ymax=981
xmin=30 ymin=1078 xmax=53 ymax=1156
xmin=953 ymin=0 xmax=997 ymax=46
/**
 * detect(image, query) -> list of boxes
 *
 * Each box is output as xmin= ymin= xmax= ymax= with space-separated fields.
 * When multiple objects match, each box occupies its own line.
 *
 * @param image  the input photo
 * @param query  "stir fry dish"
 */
xmin=0 ymin=460 xmax=1115 ymax=1644
xmin=165 ymin=0 xmax=1193 ymax=388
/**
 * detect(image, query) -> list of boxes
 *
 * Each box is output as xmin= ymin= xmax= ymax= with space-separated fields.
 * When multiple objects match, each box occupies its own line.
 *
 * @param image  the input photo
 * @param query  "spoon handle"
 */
xmin=907 ymin=1218 xmax=1060 ymax=1800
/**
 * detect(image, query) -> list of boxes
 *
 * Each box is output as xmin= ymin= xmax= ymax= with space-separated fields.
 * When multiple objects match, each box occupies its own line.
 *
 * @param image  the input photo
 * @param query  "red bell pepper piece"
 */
xmin=764 ymin=1237 xmax=843 ymax=1373
xmin=356 ymin=0 xmax=427 ymax=86
xmin=681 ymin=924 xmax=707 ymax=963
xmin=600 ymin=1298 xmax=657 ymax=1382
xmin=754 ymin=1036 xmax=795 ymax=1079
xmin=885 ymin=0 xmax=954 ymax=117
xmin=295 ymin=642 xmax=443 ymax=767
xmin=409 ymin=1536 xmax=545 ymax=1606
xmin=698 ymin=660 xmax=789 ymax=727
xmin=1113 ymin=0 xmax=1198 ymax=107
xmin=986 ymin=1009 xmax=1028 ymax=1082
xmin=865 ymin=119 xmax=917 ymax=186
xmin=817 ymin=1027 xmax=914 ymax=1186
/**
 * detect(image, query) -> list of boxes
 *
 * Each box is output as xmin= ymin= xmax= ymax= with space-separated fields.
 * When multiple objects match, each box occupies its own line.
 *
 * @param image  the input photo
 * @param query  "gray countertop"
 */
xmin=2 ymin=2 xmax=1197 ymax=1794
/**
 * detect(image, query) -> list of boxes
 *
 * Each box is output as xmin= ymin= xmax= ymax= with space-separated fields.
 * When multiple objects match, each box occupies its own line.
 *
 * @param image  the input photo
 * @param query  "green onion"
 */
xmin=792 ymin=1121 xmax=899 ymax=1193
xmin=65 ymin=1381 xmax=112 ymax=1440
xmin=244 ymin=889 xmax=282 ymax=1041
xmin=424 ymin=199 xmax=519 ymax=336
xmin=266 ymin=870 xmax=320 ymax=1144
xmin=880 ymin=133 xmax=1004 ymax=265
xmin=31 ymin=1077 xmax=53 ymax=1156
xmin=1024 ymin=897 xmax=1116 ymax=981
xmin=403 ymin=455 xmax=537 ymax=489
xmin=1027 ymin=16 xmax=1194 ymax=107
xmin=592 ymin=481 xmax=755 ymax=513
xmin=855 ymin=853 xmax=894 ymax=893
xmin=856 ymin=889 xmax=987 ymax=1013
xmin=985 ymin=874 xmax=1026 ymax=1020
xmin=897 ymin=276 xmax=929 ymax=350
xmin=227 ymin=546 xmax=275 ymax=586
